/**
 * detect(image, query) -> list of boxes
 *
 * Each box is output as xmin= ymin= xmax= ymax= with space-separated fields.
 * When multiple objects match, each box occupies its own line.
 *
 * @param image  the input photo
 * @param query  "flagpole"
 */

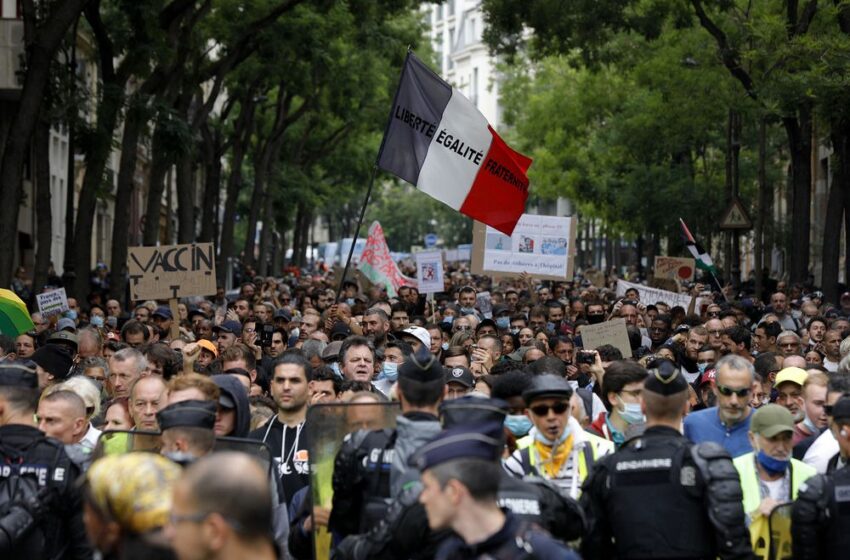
xmin=338 ymin=164 xmax=378 ymax=296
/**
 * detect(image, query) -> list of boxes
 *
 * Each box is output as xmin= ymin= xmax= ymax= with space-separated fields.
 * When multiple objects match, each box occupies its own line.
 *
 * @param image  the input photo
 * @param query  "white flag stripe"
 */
xmin=417 ymin=88 xmax=493 ymax=210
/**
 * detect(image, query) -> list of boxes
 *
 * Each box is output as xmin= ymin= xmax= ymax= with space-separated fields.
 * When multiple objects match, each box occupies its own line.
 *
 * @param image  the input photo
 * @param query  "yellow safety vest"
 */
xmin=516 ymin=431 xmax=614 ymax=488
xmin=733 ymin=452 xmax=816 ymax=560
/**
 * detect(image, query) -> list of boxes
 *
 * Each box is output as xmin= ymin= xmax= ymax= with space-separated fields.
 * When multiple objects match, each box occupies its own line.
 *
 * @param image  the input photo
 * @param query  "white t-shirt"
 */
xmin=824 ymin=358 xmax=839 ymax=373
xmin=761 ymin=477 xmax=786 ymax=502
xmin=803 ymin=429 xmax=839 ymax=474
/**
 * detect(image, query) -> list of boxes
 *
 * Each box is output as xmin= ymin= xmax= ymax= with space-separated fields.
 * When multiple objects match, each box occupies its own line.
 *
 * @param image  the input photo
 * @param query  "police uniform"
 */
xmin=0 ymin=365 xmax=91 ymax=559
xmin=414 ymin=422 xmax=579 ymax=560
xmin=329 ymin=350 xmax=443 ymax=537
xmin=792 ymin=396 xmax=850 ymax=558
xmin=333 ymin=397 xmax=584 ymax=560
xmin=580 ymin=359 xmax=753 ymax=560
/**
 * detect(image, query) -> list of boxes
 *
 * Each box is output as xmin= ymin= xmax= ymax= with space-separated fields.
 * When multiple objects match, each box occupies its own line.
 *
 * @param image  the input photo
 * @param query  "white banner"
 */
xmin=616 ymin=280 xmax=707 ymax=310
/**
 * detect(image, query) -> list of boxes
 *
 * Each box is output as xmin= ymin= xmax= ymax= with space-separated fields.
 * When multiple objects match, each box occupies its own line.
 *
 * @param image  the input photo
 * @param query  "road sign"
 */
xmin=719 ymin=198 xmax=752 ymax=230
xmin=424 ymin=233 xmax=438 ymax=247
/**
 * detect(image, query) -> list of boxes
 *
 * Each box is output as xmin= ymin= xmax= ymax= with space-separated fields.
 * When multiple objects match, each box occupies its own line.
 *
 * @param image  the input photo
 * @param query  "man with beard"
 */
xmin=682 ymin=326 xmax=708 ymax=384
xmin=249 ymin=352 xmax=311 ymax=506
xmin=362 ymin=308 xmax=391 ymax=349
xmin=585 ymin=301 xmax=606 ymax=326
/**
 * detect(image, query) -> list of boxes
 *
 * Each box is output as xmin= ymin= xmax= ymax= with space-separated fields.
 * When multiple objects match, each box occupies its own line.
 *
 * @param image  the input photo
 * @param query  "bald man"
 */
xmin=167 ymin=452 xmax=278 ymax=560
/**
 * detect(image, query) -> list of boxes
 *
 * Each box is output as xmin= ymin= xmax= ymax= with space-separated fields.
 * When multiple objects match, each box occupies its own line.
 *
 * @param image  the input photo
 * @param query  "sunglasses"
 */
xmin=530 ymin=402 xmax=570 ymax=416
xmin=716 ymin=384 xmax=750 ymax=398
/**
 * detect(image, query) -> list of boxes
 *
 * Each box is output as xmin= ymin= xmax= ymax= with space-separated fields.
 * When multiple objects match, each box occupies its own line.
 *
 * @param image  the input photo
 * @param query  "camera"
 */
xmin=577 ymin=351 xmax=595 ymax=365
xmin=259 ymin=323 xmax=275 ymax=347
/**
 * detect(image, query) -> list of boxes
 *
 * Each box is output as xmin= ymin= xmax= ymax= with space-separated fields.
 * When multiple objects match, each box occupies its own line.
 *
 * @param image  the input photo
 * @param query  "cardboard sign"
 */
xmin=415 ymin=251 xmax=444 ymax=294
xmin=128 ymin=243 xmax=216 ymax=301
xmin=579 ymin=318 xmax=632 ymax=358
xmin=654 ymin=256 xmax=695 ymax=282
xmin=471 ymin=214 xmax=576 ymax=280
xmin=36 ymin=288 xmax=69 ymax=318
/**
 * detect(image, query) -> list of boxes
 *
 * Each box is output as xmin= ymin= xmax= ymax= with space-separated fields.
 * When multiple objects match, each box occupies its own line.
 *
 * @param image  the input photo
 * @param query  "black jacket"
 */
xmin=0 ymin=424 xmax=92 ymax=560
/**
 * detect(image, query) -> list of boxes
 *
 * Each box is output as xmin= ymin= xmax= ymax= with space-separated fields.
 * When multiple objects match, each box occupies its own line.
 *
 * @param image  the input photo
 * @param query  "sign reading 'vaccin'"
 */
xmin=127 ymin=243 xmax=216 ymax=301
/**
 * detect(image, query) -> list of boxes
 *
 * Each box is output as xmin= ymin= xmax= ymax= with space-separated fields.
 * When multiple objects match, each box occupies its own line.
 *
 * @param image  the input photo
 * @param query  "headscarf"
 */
xmin=86 ymin=452 xmax=181 ymax=534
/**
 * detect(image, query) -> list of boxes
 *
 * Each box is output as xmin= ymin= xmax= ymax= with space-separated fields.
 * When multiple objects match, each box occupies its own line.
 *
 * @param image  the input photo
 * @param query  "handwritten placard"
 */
xmin=36 ymin=288 xmax=69 ymax=318
xmin=579 ymin=318 xmax=632 ymax=358
xmin=616 ymin=280 xmax=708 ymax=311
xmin=128 ymin=243 xmax=216 ymax=301
xmin=654 ymin=256 xmax=695 ymax=282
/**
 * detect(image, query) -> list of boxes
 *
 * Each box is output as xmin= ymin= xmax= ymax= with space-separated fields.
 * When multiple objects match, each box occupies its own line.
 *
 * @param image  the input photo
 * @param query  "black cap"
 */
xmin=0 ymin=364 xmax=38 ymax=389
xmin=273 ymin=309 xmax=292 ymax=322
xmin=832 ymin=396 xmax=850 ymax=422
xmin=444 ymin=366 xmax=474 ymax=388
xmin=187 ymin=307 xmax=208 ymax=320
xmin=412 ymin=423 xmax=504 ymax=471
xmin=644 ymin=358 xmax=688 ymax=395
xmin=492 ymin=304 xmax=510 ymax=317
xmin=522 ymin=374 xmax=573 ymax=404
xmin=330 ymin=322 xmax=352 ymax=341
xmin=440 ymin=396 xmax=508 ymax=428
xmin=213 ymin=320 xmax=242 ymax=336
xmin=30 ymin=345 xmax=74 ymax=380
xmin=398 ymin=348 xmax=444 ymax=383
xmin=475 ymin=318 xmax=498 ymax=332
xmin=157 ymin=400 xmax=217 ymax=431
xmin=47 ymin=330 xmax=78 ymax=350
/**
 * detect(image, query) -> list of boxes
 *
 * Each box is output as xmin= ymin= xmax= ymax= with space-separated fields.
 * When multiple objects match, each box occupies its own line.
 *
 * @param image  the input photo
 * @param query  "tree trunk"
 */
xmin=755 ymin=118 xmax=767 ymax=300
xmin=783 ymin=107 xmax=813 ymax=284
xmin=242 ymin=159 xmax=268 ymax=268
xmin=257 ymin=192 xmax=274 ymax=276
xmin=0 ymin=0 xmax=88 ymax=287
xmin=176 ymin=151 xmax=195 ymax=243
xmin=291 ymin=202 xmax=305 ymax=268
xmin=199 ymin=125 xmax=221 ymax=243
xmin=108 ymin=103 xmax=147 ymax=303
xmin=32 ymin=120 xmax=52 ymax=296
xmin=142 ymin=124 xmax=174 ymax=246
xmin=217 ymin=96 xmax=256 ymax=285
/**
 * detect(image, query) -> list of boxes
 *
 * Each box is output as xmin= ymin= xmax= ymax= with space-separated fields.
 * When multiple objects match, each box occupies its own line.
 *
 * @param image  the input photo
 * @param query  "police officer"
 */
xmin=157 ymin=399 xmax=218 ymax=463
xmin=416 ymin=422 xmax=579 ymax=559
xmin=580 ymin=359 xmax=753 ymax=559
xmin=332 ymin=395 xmax=585 ymax=560
xmin=0 ymin=364 xmax=91 ymax=559
xmin=792 ymin=395 xmax=850 ymax=557
xmin=329 ymin=349 xmax=444 ymax=537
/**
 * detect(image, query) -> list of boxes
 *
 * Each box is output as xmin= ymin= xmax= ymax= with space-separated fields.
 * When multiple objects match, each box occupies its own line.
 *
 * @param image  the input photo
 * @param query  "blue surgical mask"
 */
xmin=380 ymin=362 xmax=399 ymax=382
xmin=330 ymin=362 xmax=342 ymax=378
xmin=505 ymin=414 xmax=533 ymax=437
xmin=532 ymin=424 xmax=572 ymax=447
xmin=65 ymin=310 xmax=78 ymax=321
xmin=496 ymin=317 xmax=510 ymax=330
xmin=90 ymin=315 xmax=104 ymax=328
xmin=756 ymin=449 xmax=790 ymax=476
xmin=460 ymin=307 xmax=476 ymax=316
xmin=442 ymin=316 xmax=454 ymax=325
xmin=510 ymin=327 xmax=520 ymax=335
xmin=346 ymin=298 xmax=355 ymax=306
xmin=617 ymin=396 xmax=645 ymax=425
xmin=697 ymin=363 xmax=709 ymax=375
xmin=802 ymin=414 xmax=823 ymax=435
xmin=441 ymin=342 xmax=449 ymax=351
xmin=546 ymin=322 xmax=556 ymax=333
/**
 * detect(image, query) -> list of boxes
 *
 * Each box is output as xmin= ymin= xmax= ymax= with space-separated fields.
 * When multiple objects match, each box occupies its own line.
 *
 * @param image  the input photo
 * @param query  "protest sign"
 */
xmin=36 ymin=288 xmax=69 ymax=318
xmin=444 ymin=249 xmax=460 ymax=262
xmin=457 ymin=244 xmax=472 ymax=261
xmin=616 ymin=280 xmax=707 ymax=310
xmin=579 ymin=318 xmax=632 ymax=358
xmin=127 ymin=243 xmax=216 ymax=301
xmin=415 ymin=251 xmax=444 ymax=294
xmin=654 ymin=256 xmax=695 ymax=282
xmin=471 ymin=214 xmax=576 ymax=280
xmin=476 ymin=291 xmax=493 ymax=319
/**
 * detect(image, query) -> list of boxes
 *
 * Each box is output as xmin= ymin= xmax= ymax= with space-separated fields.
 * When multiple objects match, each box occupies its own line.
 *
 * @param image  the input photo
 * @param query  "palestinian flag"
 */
xmin=679 ymin=218 xmax=718 ymax=274
xmin=377 ymin=52 xmax=532 ymax=236
xmin=357 ymin=221 xmax=416 ymax=298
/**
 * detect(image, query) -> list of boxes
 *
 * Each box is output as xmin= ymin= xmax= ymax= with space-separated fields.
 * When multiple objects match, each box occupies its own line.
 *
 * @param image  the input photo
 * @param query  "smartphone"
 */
xmin=577 ymin=351 xmax=595 ymax=365
xmin=260 ymin=323 xmax=274 ymax=347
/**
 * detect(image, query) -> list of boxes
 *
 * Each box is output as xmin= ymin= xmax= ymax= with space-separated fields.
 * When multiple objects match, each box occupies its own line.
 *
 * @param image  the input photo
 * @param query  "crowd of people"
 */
xmin=2 ymin=265 xmax=850 ymax=559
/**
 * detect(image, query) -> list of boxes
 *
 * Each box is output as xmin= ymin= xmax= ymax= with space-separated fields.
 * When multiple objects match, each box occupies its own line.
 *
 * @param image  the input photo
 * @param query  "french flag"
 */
xmin=377 ymin=52 xmax=532 ymax=236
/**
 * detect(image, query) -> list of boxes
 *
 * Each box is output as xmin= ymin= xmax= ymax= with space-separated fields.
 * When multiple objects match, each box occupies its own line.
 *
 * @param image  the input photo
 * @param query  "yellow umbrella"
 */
xmin=0 ymin=288 xmax=35 ymax=336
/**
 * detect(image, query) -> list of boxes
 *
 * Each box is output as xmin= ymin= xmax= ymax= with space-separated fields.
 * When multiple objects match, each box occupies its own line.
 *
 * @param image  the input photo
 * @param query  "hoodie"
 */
xmin=212 ymin=374 xmax=251 ymax=437
xmin=390 ymin=412 xmax=442 ymax=496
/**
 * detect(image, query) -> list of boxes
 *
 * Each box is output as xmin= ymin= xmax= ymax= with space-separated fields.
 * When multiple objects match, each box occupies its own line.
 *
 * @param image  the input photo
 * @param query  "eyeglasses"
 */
xmin=706 ymin=312 xmax=720 ymax=318
xmin=455 ymin=325 xmax=471 ymax=331
xmin=716 ymin=384 xmax=750 ymax=398
xmin=530 ymin=402 xmax=570 ymax=416
xmin=707 ymin=329 xmax=724 ymax=336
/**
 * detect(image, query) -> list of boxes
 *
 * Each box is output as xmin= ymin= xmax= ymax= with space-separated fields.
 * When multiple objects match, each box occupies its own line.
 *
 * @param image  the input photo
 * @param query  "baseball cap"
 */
xmin=152 ymin=306 xmax=173 ymax=320
xmin=56 ymin=317 xmax=76 ymax=332
xmin=330 ymin=322 xmax=352 ymax=341
xmin=48 ymin=330 xmax=78 ymax=350
xmin=492 ymin=304 xmax=511 ymax=317
xmin=444 ymin=366 xmax=474 ymax=388
xmin=522 ymin=374 xmax=573 ymax=404
xmin=400 ymin=326 xmax=431 ymax=349
xmin=187 ymin=307 xmax=208 ymax=320
xmin=197 ymin=339 xmax=218 ymax=358
xmin=750 ymin=404 xmax=795 ymax=438
xmin=213 ymin=320 xmax=242 ymax=337
xmin=699 ymin=367 xmax=716 ymax=387
xmin=775 ymin=367 xmax=808 ymax=388
xmin=273 ymin=309 xmax=292 ymax=322
xmin=475 ymin=319 xmax=498 ymax=332
xmin=322 ymin=341 xmax=343 ymax=362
